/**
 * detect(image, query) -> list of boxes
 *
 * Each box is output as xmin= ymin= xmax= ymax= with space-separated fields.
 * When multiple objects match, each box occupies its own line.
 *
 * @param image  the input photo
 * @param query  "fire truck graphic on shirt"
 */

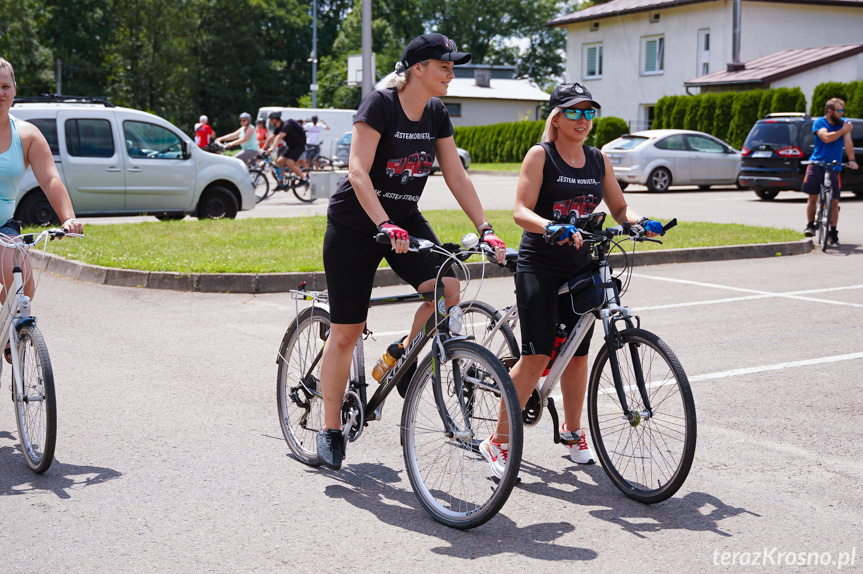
xmin=552 ymin=195 xmax=600 ymax=224
xmin=385 ymin=151 xmax=434 ymax=185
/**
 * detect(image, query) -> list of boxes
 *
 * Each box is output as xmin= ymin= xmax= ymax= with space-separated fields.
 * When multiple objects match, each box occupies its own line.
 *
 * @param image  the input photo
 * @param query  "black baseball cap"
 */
xmin=549 ymin=83 xmax=601 ymax=109
xmin=401 ymin=33 xmax=471 ymax=68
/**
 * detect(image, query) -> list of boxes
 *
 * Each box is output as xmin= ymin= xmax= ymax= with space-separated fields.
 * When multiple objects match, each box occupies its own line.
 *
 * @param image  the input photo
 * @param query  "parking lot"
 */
xmin=2 ymin=176 xmax=862 ymax=571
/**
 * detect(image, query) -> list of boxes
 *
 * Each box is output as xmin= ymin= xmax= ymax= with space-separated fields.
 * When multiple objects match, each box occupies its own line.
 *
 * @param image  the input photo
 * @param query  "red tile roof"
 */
xmin=548 ymin=0 xmax=863 ymax=27
xmin=684 ymin=43 xmax=863 ymax=86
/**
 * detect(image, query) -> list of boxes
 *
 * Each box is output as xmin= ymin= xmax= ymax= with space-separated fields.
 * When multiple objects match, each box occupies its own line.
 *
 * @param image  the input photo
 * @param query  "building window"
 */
xmin=642 ymin=35 xmax=665 ymax=75
xmin=697 ymin=29 xmax=710 ymax=76
xmin=444 ymin=103 xmax=461 ymax=117
xmin=584 ymin=44 xmax=603 ymax=79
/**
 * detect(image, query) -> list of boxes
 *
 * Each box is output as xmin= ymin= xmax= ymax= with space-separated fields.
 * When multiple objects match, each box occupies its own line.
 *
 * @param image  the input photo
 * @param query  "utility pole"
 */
xmin=310 ymin=0 xmax=319 ymax=108
xmin=361 ymin=0 xmax=373 ymax=97
xmin=56 ymin=59 xmax=62 ymax=95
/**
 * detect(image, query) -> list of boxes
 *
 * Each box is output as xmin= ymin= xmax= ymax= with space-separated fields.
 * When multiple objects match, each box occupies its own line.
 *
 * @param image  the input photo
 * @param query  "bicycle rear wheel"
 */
xmin=13 ymin=324 xmax=56 ymax=474
xmin=401 ymin=340 xmax=522 ymax=529
xmin=250 ymin=169 xmax=270 ymax=203
xmin=588 ymin=328 xmax=695 ymax=504
xmin=277 ymin=306 xmax=358 ymax=465
xmin=292 ymin=177 xmax=314 ymax=203
xmin=458 ymin=300 xmax=519 ymax=365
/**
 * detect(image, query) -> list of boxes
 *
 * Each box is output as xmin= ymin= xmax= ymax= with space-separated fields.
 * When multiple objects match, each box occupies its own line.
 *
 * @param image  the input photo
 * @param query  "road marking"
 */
xmin=632 ymin=274 xmax=863 ymax=309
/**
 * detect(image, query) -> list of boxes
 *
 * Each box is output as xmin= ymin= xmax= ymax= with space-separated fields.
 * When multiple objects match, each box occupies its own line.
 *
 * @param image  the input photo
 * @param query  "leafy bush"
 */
xmin=727 ymin=90 xmax=763 ymax=149
xmin=810 ymin=82 xmax=853 ymax=116
xmin=594 ymin=117 xmax=629 ymax=148
xmin=696 ymin=93 xmax=718 ymax=134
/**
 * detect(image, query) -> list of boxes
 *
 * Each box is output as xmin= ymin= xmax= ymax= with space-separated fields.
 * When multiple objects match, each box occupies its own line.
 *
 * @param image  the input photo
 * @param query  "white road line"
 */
xmin=632 ymin=274 xmax=863 ymax=309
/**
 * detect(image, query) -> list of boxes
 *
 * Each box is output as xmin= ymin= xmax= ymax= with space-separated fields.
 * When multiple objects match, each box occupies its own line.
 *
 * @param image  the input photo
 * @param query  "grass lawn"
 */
xmin=471 ymin=162 xmax=521 ymax=173
xmin=37 ymin=211 xmax=802 ymax=274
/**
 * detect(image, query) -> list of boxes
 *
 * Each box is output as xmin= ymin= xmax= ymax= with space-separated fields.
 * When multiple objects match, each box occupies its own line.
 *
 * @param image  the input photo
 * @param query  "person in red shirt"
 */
xmin=194 ymin=115 xmax=215 ymax=148
xmin=256 ymin=119 xmax=268 ymax=149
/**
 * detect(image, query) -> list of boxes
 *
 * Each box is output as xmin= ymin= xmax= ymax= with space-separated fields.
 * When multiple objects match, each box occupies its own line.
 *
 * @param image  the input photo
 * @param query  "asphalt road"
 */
xmin=2 ymin=175 xmax=862 ymax=572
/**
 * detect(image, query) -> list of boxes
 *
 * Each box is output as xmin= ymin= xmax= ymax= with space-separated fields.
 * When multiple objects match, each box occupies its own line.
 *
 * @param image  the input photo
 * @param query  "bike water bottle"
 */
xmin=542 ymin=324 xmax=568 ymax=376
xmin=372 ymin=339 xmax=406 ymax=382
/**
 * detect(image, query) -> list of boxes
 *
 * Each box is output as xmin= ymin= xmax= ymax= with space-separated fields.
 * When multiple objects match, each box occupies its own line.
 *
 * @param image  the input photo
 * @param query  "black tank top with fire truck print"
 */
xmin=328 ymin=88 xmax=454 ymax=233
xmin=517 ymin=142 xmax=605 ymax=276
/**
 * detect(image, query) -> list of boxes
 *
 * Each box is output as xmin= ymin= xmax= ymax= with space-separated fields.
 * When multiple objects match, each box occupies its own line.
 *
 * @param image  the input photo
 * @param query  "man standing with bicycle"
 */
xmin=802 ymin=98 xmax=858 ymax=244
xmin=300 ymin=115 xmax=329 ymax=169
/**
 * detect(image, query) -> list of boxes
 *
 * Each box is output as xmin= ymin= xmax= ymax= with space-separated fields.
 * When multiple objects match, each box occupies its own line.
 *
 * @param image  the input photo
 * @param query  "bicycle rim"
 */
xmin=588 ymin=328 xmax=696 ymax=503
xmin=14 ymin=325 xmax=56 ymax=473
xmin=401 ymin=340 xmax=522 ymax=529
xmin=277 ymin=307 xmax=332 ymax=466
xmin=251 ymin=169 xmax=270 ymax=203
xmin=458 ymin=300 xmax=519 ymax=364
xmin=292 ymin=179 xmax=314 ymax=203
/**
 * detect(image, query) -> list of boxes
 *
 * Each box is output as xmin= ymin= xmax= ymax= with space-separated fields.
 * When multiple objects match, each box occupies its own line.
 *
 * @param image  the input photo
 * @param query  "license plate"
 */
xmin=608 ymin=156 xmax=621 ymax=165
xmin=752 ymin=150 xmax=773 ymax=158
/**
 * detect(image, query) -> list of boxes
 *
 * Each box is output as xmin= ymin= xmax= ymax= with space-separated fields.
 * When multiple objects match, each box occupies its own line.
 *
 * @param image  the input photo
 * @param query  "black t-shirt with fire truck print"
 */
xmin=517 ymin=142 xmax=605 ymax=276
xmin=328 ymin=88 xmax=454 ymax=233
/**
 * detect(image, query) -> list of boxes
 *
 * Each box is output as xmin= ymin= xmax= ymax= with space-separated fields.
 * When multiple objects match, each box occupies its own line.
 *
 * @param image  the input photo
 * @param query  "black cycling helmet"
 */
xmin=268 ymin=111 xmax=282 ymax=120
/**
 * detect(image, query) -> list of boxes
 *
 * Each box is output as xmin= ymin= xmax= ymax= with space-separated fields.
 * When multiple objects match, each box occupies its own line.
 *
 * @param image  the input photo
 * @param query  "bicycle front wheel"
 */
xmin=401 ymin=340 xmax=522 ymax=529
xmin=13 ymin=324 xmax=56 ymax=474
xmin=277 ymin=306 xmax=357 ymax=466
xmin=816 ymin=190 xmax=829 ymax=251
xmin=820 ymin=194 xmax=832 ymax=252
xmin=250 ymin=169 xmax=270 ymax=203
xmin=292 ymin=177 xmax=314 ymax=203
xmin=588 ymin=328 xmax=696 ymax=504
xmin=458 ymin=300 xmax=519 ymax=366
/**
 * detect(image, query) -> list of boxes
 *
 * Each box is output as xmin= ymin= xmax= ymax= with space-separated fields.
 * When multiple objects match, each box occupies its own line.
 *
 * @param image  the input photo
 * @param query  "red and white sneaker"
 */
xmin=561 ymin=424 xmax=595 ymax=465
xmin=479 ymin=436 xmax=509 ymax=479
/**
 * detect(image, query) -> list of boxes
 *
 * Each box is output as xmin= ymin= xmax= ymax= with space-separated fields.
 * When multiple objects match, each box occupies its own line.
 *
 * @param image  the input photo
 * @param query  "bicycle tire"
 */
xmin=316 ymin=156 xmax=334 ymax=171
xmin=277 ymin=306 xmax=358 ymax=466
xmin=14 ymin=324 xmax=56 ymax=474
xmin=401 ymin=340 xmax=523 ymax=529
xmin=816 ymin=189 xmax=828 ymax=251
xmin=820 ymin=194 xmax=832 ymax=252
xmin=587 ymin=328 xmax=696 ymax=504
xmin=292 ymin=177 xmax=314 ymax=203
xmin=458 ymin=300 xmax=519 ymax=364
xmin=250 ymin=169 xmax=271 ymax=203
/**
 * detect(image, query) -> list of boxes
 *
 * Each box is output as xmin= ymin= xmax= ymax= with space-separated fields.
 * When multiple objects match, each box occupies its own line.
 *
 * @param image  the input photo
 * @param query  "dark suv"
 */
xmin=738 ymin=113 xmax=863 ymax=200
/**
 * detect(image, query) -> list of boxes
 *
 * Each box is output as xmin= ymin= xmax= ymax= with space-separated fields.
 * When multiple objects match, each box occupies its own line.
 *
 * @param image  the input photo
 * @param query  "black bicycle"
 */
xmin=802 ymin=160 xmax=848 ymax=252
xmin=276 ymin=234 xmax=523 ymax=529
xmin=460 ymin=213 xmax=697 ymax=504
xmin=249 ymin=153 xmax=313 ymax=203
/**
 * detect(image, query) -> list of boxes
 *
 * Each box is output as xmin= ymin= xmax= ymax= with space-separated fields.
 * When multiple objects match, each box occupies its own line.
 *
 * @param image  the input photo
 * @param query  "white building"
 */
xmin=548 ymin=0 xmax=863 ymax=130
xmin=440 ymin=65 xmax=550 ymax=127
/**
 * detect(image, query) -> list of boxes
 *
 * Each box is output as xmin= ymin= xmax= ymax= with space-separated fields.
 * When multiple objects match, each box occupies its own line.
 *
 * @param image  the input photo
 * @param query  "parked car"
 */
xmin=332 ymin=130 xmax=471 ymax=172
xmin=602 ymin=129 xmax=741 ymax=192
xmin=738 ymin=113 xmax=863 ymax=200
xmin=10 ymin=96 xmax=256 ymax=224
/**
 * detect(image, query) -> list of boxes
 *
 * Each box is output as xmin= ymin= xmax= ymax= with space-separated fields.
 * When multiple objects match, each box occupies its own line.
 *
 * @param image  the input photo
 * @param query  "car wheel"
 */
xmin=646 ymin=167 xmax=672 ymax=193
xmin=17 ymin=190 xmax=58 ymax=226
xmin=617 ymin=181 xmax=629 ymax=191
xmin=400 ymin=172 xmax=410 ymax=185
xmin=461 ymin=157 xmax=467 ymax=170
xmin=196 ymin=186 xmax=239 ymax=219
xmin=853 ymin=190 xmax=863 ymax=199
xmin=156 ymin=214 xmax=185 ymax=221
xmin=754 ymin=189 xmax=779 ymax=201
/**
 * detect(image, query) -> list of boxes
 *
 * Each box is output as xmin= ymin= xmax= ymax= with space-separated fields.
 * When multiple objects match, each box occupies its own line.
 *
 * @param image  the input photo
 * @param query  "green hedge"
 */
xmin=652 ymin=87 xmax=806 ymax=148
xmin=453 ymin=116 xmax=630 ymax=163
xmin=810 ymin=81 xmax=863 ymax=117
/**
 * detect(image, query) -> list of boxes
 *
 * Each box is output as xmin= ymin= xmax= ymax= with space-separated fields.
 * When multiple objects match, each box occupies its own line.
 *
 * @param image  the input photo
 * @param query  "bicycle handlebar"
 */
xmin=801 ymin=160 xmax=852 ymax=170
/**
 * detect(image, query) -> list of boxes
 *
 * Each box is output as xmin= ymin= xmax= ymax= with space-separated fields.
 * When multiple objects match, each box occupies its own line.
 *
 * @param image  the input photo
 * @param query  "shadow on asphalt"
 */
xmin=0 ymin=431 xmax=122 ymax=499
xmin=517 ymin=458 xmax=759 ymax=539
xmin=319 ymin=461 xmax=597 ymax=561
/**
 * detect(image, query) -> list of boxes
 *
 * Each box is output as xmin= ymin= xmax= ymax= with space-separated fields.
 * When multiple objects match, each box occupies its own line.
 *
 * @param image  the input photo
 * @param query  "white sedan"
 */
xmin=602 ymin=129 xmax=741 ymax=192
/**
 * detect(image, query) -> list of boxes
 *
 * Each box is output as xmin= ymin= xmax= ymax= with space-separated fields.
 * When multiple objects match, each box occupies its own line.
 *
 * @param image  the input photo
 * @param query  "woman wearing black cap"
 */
xmin=314 ymin=33 xmax=508 ymax=470
xmin=480 ymin=83 xmax=664 ymax=479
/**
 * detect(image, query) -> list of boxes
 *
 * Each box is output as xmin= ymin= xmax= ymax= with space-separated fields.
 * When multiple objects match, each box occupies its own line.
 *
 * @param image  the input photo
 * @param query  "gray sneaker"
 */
xmin=316 ymin=429 xmax=344 ymax=470
xmin=803 ymin=223 xmax=816 ymax=237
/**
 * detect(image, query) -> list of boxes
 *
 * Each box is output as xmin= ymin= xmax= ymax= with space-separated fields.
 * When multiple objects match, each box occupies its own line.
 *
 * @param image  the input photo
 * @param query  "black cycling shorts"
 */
xmin=278 ymin=142 xmax=304 ymax=161
xmin=801 ymin=164 xmax=841 ymax=200
xmin=516 ymin=269 xmax=595 ymax=357
xmin=323 ymin=214 xmax=452 ymax=324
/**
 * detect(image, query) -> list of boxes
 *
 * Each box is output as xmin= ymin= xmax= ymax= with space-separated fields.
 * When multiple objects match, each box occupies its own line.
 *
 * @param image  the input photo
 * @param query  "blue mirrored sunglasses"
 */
xmin=563 ymin=108 xmax=596 ymax=120
xmin=836 ymin=109 xmax=845 ymax=114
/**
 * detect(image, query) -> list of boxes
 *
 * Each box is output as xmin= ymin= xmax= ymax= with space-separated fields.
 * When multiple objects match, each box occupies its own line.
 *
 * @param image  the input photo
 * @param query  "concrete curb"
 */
xmin=30 ymin=239 xmax=813 ymax=294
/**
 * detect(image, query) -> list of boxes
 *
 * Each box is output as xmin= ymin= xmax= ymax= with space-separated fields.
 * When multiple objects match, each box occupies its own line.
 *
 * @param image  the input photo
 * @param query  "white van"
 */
xmin=10 ymin=97 xmax=256 ymax=224
xmin=256 ymin=106 xmax=355 ymax=159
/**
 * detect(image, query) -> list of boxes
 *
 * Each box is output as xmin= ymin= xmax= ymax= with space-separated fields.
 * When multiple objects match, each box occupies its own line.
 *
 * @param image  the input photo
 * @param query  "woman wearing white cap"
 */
xmin=480 ymin=82 xmax=664 ymax=479
xmin=313 ymin=33 xmax=508 ymax=470
xmin=194 ymin=115 xmax=215 ymax=148
xmin=215 ymin=112 xmax=258 ymax=164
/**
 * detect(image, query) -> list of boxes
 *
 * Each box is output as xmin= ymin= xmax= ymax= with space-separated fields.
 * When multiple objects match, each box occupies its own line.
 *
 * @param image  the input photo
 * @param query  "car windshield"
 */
xmin=338 ymin=133 xmax=351 ymax=145
xmin=605 ymin=136 xmax=648 ymax=150
xmin=744 ymin=122 xmax=797 ymax=148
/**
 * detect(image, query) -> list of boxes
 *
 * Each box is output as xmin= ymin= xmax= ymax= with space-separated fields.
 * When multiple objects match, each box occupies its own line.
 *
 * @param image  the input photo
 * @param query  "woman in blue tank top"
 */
xmin=0 ymin=58 xmax=83 ymax=359
xmin=480 ymin=83 xmax=664 ymax=478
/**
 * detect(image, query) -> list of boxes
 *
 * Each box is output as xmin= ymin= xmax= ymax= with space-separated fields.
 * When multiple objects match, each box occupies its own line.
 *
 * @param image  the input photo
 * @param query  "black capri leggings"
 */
xmin=516 ymin=269 xmax=595 ymax=357
xmin=323 ymin=214 xmax=451 ymax=324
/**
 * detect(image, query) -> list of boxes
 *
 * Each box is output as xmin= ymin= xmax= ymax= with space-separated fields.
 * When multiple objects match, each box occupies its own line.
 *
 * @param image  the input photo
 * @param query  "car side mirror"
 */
xmin=183 ymin=140 xmax=192 ymax=159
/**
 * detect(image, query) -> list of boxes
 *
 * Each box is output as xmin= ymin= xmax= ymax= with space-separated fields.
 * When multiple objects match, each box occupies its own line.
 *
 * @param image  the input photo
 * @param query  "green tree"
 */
xmin=0 ymin=0 xmax=54 ymax=94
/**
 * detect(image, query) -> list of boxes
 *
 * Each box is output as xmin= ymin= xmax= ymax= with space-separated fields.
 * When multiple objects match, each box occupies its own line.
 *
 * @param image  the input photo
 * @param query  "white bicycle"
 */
xmin=2 ymin=228 xmax=80 ymax=473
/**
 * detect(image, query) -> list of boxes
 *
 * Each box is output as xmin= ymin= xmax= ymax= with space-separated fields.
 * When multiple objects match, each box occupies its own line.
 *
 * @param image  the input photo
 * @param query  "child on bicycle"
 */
xmin=480 ymin=83 xmax=661 ymax=479
xmin=315 ymin=33 xmax=506 ymax=470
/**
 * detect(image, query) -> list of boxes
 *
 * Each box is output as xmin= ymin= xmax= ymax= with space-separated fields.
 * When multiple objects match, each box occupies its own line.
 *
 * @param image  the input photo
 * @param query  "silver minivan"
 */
xmin=10 ymin=97 xmax=255 ymax=224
